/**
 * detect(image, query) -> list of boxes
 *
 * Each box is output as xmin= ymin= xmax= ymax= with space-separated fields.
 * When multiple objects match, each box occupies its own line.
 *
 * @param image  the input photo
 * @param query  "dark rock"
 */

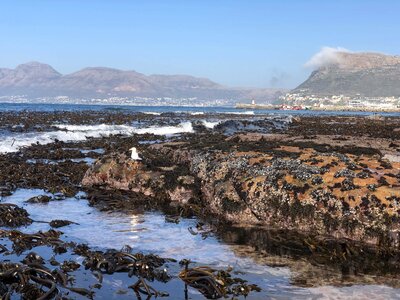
xmin=26 ymin=195 xmax=52 ymax=203
xmin=49 ymin=219 xmax=76 ymax=228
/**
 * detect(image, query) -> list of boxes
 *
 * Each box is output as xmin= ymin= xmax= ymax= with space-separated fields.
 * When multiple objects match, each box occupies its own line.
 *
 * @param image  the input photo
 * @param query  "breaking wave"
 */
xmin=142 ymin=111 xmax=162 ymax=115
xmin=0 ymin=122 xmax=194 ymax=153
xmin=201 ymin=120 xmax=220 ymax=129
xmin=190 ymin=112 xmax=205 ymax=115
xmin=223 ymin=111 xmax=255 ymax=115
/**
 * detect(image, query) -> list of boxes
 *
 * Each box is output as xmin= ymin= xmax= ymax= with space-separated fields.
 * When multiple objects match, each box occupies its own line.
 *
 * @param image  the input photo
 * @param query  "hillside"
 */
xmin=293 ymin=52 xmax=400 ymax=97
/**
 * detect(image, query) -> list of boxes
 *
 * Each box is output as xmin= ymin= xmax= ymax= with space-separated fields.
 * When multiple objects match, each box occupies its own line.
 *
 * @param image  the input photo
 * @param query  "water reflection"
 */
xmin=218 ymin=226 xmax=400 ymax=288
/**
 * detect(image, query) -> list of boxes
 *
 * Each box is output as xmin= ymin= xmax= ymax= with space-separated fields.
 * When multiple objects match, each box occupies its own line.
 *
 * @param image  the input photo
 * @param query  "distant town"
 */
xmin=0 ymin=95 xmax=234 ymax=107
xmin=280 ymin=90 xmax=400 ymax=111
xmin=236 ymin=91 xmax=400 ymax=112
xmin=282 ymin=90 xmax=400 ymax=107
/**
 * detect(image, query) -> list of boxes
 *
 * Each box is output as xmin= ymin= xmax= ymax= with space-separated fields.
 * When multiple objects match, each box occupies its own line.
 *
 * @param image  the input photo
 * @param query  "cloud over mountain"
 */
xmin=294 ymin=50 xmax=400 ymax=97
xmin=304 ymin=47 xmax=352 ymax=69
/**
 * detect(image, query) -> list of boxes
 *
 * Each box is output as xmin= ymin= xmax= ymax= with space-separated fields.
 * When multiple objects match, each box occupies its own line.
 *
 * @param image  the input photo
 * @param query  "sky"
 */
xmin=1 ymin=0 xmax=400 ymax=88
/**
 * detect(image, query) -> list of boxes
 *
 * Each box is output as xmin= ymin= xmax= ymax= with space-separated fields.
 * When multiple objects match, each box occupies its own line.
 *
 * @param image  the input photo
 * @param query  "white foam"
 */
xmin=201 ymin=120 xmax=220 ymax=129
xmin=225 ymin=111 xmax=255 ymax=115
xmin=0 ymin=122 xmax=194 ymax=153
xmin=134 ymin=121 xmax=193 ymax=135
xmin=190 ymin=112 xmax=204 ymax=115
xmin=142 ymin=111 xmax=161 ymax=115
xmin=307 ymin=285 xmax=399 ymax=300
xmin=55 ymin=124 xmax=136 ymax=134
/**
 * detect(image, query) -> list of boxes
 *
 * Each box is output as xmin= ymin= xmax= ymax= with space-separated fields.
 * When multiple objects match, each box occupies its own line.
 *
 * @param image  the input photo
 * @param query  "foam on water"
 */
xmin=190 ymin=112 xmax=204 ymax=115
xmin=26 ymin=157 xmax=97 ymax=165
xmin=142 ymin=111 xmax=162 ymax=115
xmin=307 ymin=285 xmax=400 ymax=300
xmin=201 ymin=120 xmax=220 ymax=129
xmin=133 ymin=121 xmax=193 ymax=135
xmin=0 ymin=122 xmax=194 ymax=153
xmin=224 ymin=111 xmax=255 ymax=115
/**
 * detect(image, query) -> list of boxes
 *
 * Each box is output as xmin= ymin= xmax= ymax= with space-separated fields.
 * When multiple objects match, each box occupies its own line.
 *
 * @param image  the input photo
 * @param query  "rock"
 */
xmin=147 ymin=137 xmax=400 ymax=249
xmin=177 ymin=175 xmax=195 ymax=185
xmin=26 ymin=195 xmax=52 ymax=203
xmin=82 ymin=153 xmax=198 ymax=205
xmin=82 ymin=153 xmax=164 ymax=197
xmin=214 ymin=116 xmax=292 ymax=135
xmin=383 ymin=154 xmax=400 ymax=163
xmin=49 ymin=219 xmax=76 ymax=228
xmin=81 ymin=124 xmax=400 ymax=250
xmin=168 ymin=186 xmax=193 ymax=204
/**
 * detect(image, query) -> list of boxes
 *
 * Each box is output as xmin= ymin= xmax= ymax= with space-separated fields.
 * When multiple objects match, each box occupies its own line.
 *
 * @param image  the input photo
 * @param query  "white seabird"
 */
xmin=129 ymin=147 xmax=142 ymax=160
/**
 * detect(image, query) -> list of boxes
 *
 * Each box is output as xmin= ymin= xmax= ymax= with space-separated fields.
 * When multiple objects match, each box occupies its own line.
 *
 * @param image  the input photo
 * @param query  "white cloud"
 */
xmin=304 ymin=47 xmax=352 ymax=69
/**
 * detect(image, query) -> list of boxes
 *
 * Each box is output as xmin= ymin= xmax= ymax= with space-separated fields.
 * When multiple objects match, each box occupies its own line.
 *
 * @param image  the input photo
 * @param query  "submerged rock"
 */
xmin=26 ymin=195 xmax=52 ymax=203
xmin=49 ymin=219 xmax=76 ymax=228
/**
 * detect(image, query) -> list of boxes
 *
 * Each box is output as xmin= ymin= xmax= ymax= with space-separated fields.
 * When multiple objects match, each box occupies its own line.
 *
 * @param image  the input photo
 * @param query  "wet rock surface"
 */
xmin=83 ymin=130 xmax=400 ymax=248
xmin=26 ymin=194 xmax=52 ymax=203
xmin=80 ymin=114 xmax=400 ymax=270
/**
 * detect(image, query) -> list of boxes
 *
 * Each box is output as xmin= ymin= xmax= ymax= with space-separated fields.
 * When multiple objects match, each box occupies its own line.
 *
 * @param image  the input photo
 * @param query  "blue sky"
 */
xmin=1 ymin=0 xmax=399 ymax=88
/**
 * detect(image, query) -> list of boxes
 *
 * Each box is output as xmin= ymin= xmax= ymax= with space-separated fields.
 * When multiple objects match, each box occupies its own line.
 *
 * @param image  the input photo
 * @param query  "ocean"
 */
xmin=1 ymin=102 xmax=400 ymax=116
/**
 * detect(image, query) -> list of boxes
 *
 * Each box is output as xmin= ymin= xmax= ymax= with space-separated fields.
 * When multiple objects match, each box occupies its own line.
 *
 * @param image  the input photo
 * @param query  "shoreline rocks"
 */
xmin=82 ymin=127 xmax=400 ymax=251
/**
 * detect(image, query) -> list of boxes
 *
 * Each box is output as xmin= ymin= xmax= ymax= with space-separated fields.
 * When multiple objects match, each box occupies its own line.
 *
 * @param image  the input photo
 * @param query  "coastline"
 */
xmin=236 ymin=103 xmax=400 ymax=112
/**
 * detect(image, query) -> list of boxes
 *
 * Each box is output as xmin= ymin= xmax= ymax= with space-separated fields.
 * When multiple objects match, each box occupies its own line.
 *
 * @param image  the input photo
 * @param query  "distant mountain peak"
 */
xmin=0 ymin=61 xmax=285 ymax=101
xmin=14 ymin=61 xmax=61 ymax=77
xmin=293 ymin=51 xmax=400 ymax=97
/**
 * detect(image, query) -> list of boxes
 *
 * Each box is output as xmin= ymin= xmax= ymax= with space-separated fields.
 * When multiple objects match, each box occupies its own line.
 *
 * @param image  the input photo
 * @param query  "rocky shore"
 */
xmin=82 ymin=115 xmax=400 ymax=254
xmin=1 ymin=110 xmax=400 ymax=298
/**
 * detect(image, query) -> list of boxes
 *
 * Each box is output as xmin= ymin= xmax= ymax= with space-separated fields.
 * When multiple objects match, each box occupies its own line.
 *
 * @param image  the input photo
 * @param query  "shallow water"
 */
xmin=26 ymin=157 xmax=97 ymax=165
xmin=2 ymin=189 xmax=400 ymax=299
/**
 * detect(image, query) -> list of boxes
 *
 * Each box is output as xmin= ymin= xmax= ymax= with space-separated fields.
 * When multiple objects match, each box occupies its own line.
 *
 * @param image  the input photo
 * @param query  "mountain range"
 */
xmin=293 ymin=52 xmax=400 ymax=97
xmin=0 ymin=62 xmax=284 ymax=101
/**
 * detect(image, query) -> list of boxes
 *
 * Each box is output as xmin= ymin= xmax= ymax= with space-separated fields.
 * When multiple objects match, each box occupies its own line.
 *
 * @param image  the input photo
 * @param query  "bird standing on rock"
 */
xmin=129 ymin=147 xmax=142 ymax=160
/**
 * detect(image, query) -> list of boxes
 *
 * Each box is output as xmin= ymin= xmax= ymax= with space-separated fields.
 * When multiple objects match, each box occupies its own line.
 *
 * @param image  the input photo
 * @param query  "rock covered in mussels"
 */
xmin=82 ymin=152 xmax=199 ymax=205
xmin=82 ymin=129 xmax=400 ymax=250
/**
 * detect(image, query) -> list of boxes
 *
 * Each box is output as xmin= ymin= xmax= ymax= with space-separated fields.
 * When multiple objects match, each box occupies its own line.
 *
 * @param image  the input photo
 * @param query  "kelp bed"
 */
xmin=0 ymin=228 xmax=261 ymax=299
